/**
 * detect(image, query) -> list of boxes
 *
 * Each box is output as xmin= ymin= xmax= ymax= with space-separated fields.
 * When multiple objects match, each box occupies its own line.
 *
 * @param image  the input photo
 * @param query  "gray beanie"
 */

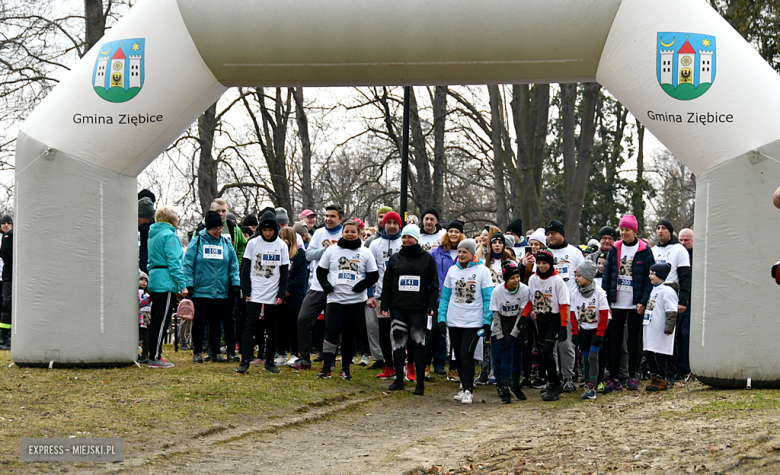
xmin=139 ymin=269 xmax=149 ymax=281
xmin=504 ymin=234 xmax=515 ymax=248
xmin=576 ymin=260 xmax=598 ymax=282
xmin=275 ymin=207 xmax=290 ymax=225
xmin=458 ymin=238 xmax=477 ymax=256
xmin=138 ymin=197 xmax=155 ymax=219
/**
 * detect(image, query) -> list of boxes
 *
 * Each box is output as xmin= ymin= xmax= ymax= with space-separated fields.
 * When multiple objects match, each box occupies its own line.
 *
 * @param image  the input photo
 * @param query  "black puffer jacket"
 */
xmin=602 ymin=238 xmax=655 ymax=306
xmin=380 ymin=243 xmax=439 ymax=313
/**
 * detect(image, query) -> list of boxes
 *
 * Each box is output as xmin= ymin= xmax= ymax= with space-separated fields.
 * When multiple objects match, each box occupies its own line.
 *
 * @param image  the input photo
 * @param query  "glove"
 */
xmin=591 ymin=335 xmax=604 ymax=348
xmin=558 ymin=326 xmax=568 ymax=342
xmin=186 ymin=287 xmax=194 ymax=297
xmin=322 ymin=283 xmax=335 ymax=294
xmin=482 ymin=323 xmax=492 ymax=338
xmin=571 ymin=334 xmax=579 ymax=347
xmin=438 ymin=321 xmax=447 ymax=336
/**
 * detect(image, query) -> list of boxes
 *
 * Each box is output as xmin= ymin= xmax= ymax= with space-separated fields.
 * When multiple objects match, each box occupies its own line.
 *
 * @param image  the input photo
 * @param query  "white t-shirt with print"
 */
xmin=244 ymin=237 xmax=290 ymax=304
xmin=643 ymin=283 xmax=678 ymax=355
xmin=319 ymin=245 xmax=378 ymax=305
xmin=549 ymin=245 xmax=584 ymax=296
xmin=442 ymin=264 xmax=493 ymax=328
xmin=489 ymin=282 xmax=530 ymax=317
xmin=651 ymin=243 xmax=690 ymax=284
xmin=614 ymin=242 xmax=638 ymax=309
xmin=307 ymin=226 xmax=343 ymax=292
xmin=570 ymin=286 xmax=609 ymax=332
xmin=489 ymin=259 xmax=505 ymax=286
xmin=369 ymin=236 xmax=403 ymax=299
xmin=420 ymin=229 xmax=445 ymax=253
xmin=526 ymin=273 xmax=570 ymax=315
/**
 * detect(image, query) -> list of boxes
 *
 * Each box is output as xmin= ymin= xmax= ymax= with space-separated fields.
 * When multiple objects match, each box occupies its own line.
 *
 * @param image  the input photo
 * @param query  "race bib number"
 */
xmin=261 ymin=251 xmax=281 ymax=266
xmin=399 ymin=275 xmax=421 ymax=292
xmin=337 ymin=270 xmax=357 ymax=285
xmin=203 ymin=245 xmax=223 ymax=260
xmin=555 ymin=264 xmax=570 ymax=281
xmin=501 ymin=302 xmax=520 ymax=315
xmin=617 ymin=275 xmax=633 ymax=292
xmin=643 ymin=310 xmax=651 ymax=325
xmin=222 ymin=232 xmax=232 ymax=243
xmin=644 ymin=298 xmax=655 ymax=325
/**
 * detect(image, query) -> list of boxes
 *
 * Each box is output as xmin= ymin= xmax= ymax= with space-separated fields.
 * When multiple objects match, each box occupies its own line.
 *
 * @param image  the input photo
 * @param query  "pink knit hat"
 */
xmin=618 ymin=215 xmax=638 ymax=233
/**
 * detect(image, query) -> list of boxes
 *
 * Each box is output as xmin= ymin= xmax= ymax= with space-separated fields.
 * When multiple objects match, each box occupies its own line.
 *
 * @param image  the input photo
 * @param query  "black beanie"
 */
xmin=490 ymin=232 xmax=505 ymax=247
xmin=138 ymin=197 xmax=155 ymax=219
xmin=598 ymin=226 xmax=618 ymax=239
xmin=138 ymin=189 xmax=156 ymax=203
xmin=545 ymin=219 xmax=565 ymax=236
xmin=536 ymin=248 xmax=555 ymax=267
xmin=242 ymin=214 xmax=259 ymax=227
xmin=501 ymin=262 xmax=520 ymax=281
xmin=506 ymin=218 xmax=523 ymax=236
xmin=447 ymin=219 xmax=464 ymax=233
xmin=650 ymin=263 xmax=672 ymax=281
xmin=205 ymin=210 xmax=223 ymax=230
xmin=0 ymin=215 xmax=12 ymax=225
xmin=657 ymin=219 xmax=675 ymax=235
xmin=421 ymin=207 xmax=440 ymax=222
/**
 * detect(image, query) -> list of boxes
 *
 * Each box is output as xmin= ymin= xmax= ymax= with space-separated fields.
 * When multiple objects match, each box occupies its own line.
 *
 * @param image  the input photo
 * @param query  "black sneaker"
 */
xmin=317 ymin=370 xmax=331 ymax=379
xmin=500 ymin=388 xmax=512 ymax=404
xmin=192 ymin=354 xmax=203 ymax=364
xmin=388 ymin=379 xmax=405 ymax=391
xmin=511 ymin=386 xmax=527 ymax=401
xmin=413 ymin=383 xmax=424 ymax=396
xmin=531 ymin=378 xmax=546 ymax=389
xmin=542 ymin=385 xmax=561 ymax=401
xmin=475 ymin=371 xmax=489 ymax=386
xmin=211 ymin=354 xmax=227 ymax=363
xmin=236 ymin=362 xmax=250 ymax=373
xmin=227 ymin=353 xmax=240 ymax=363
xmin=264 ymin=364 xmax=281 ymax=374
xmin=369 ymin=360 xmax=385 ymax=370
xmin=519 ymin=378 xmax=531 ymax=388
xmin=203 ymin=354 xmax=212 ymax=362
xmin=340 ymin=368 xmax=352 ymax=380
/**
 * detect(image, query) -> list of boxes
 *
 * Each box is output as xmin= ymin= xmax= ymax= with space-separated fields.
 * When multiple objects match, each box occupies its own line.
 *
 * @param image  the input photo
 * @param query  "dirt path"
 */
xmin=88 ymin=379 xmax=780 ymax=475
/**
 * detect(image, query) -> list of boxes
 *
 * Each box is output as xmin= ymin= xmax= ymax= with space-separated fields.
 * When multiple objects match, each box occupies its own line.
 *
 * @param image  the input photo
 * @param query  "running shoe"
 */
xmin=264 ymin=364 xmax=281 ymax=374
xmin=317 ymin=370 xmax=331 ymax=379
xmin=596 ymin=382 xmax=606 ymax=393
xmin=249 ymin=358 xmax=264 ymax=366
xmin=376 ymin=366 xmax=396 ymax=379
xmin=274 ymin=355 xmax=287 ymax=366
xmin=147 ymin=359 xmax=174 ymax=368
xmin=192 ymin=354 xmax=203 ymax=364
xmin=340 ymin=368 xmax=352 ymax=380
xmin=602 ymin=379 xmax=623 ymax=394
xmin=389 ymin=379 xmax=405 ymax=391
xmin=562 ymin=378 xmax=577 ymax=393
xmin=530 ymin=378 xmax=547 ymax=389
xmin=453 ymin=390 xmax=465 ymax=401
xmin=424 ymin=365 xmax=433 ymax=381
xmin=461 ymin=389 xmax=473 ymax=405
xmin=475 ymin=370 xmax=489 ymax=385
xmin=289 ymin=359 xmax=311 ymax=370
xmin=227 ymin=353 xmax=241 ymax=363
xmin=359 ymin=355 xmax=370 ymax=366
xmin=627 ymin=378 xmax=639 ymax=391
xmin=236 ymin=362 xmax=250 ymax=374
xmin=211 ymin=354 xmax=227 ymax=363
xmin=488 ymin=377 xmax=497 ymax=385
xmin=405 ymin=364 xmax=416 ymax=382
xmin=580 ymin=383 xmax=597 ymax=400
xmin=447 ymin=369 xmax=460 ymax=382
xmin=541 ymin=385 xmax=561 ymax=401
xmin=519 ymin=378 xmax=531 ymax=388
xmin=511 ymin=386 xmax=527 ymax=401
xmin=286 ymin=356 xmax=299 ymax=367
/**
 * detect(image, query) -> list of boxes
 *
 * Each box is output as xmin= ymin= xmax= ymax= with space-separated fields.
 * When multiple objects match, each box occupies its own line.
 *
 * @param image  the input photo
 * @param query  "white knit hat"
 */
xmin=528 ymin=227 xmax=546 ymax=246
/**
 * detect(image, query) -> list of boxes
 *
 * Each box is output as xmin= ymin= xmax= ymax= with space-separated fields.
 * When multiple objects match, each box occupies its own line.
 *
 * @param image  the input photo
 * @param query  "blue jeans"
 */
xmin=677 ymin=308 xmax=691 ymax=374
xmin=491 ymin=335 xmax=522 ymax=381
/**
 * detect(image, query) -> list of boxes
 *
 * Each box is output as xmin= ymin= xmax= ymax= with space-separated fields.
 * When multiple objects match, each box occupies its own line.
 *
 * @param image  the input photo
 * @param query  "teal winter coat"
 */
xmin=147 ymin=222 xmax=187 ymax=294
xmin=183 ymin=229 xmax=240 ymax=299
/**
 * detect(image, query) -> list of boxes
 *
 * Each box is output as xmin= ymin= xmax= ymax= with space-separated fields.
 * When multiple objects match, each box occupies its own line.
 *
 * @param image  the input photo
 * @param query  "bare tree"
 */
xmin=292 ymin=87 xmax=314 ymax=211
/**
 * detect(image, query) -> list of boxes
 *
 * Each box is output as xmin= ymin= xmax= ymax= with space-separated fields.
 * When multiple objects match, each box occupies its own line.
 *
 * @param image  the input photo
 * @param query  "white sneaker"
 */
xmin=461 ymin=389 xmax=473 ymax=405
xmin=453 ymin=390 xmax=465 ymax=401
xmin=285 ymin=356 xmax=299 ymax=367
xmin=274 ymin=355 xmax=287 ymax=366
xmin=359 ymin=354 xmax=370 ymax=366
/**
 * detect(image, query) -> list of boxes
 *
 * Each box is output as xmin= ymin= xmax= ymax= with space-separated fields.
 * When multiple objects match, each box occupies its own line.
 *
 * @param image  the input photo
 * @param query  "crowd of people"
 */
xmin=136 ymin=189 xmax=695 ymax=404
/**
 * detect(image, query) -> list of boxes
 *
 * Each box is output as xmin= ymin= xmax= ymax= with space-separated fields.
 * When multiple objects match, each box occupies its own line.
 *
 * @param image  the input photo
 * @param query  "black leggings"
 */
xmin=277 ymin=303 xmax=301 ymax=357
xmin=149 ymin=291 xmax=176 ymax=361
xmin=390 ymin=309 xmax=427 ymax=382
xmin=241 ymin=302 xmax=281 ymax=362
xmin=523 ymin=320 xmax=546 ymax=380
xmin=536 ymin=313 xmax=562 ymax=388
xmin=322 ymin=302 xmax=363 ymax=370
xmin=192 ymin=297 xmax=231 ymax=356
xmin=609 ymin=307 xmax=643 ymax=380
xmin=448 ymin=327 xmax=480 ymax=391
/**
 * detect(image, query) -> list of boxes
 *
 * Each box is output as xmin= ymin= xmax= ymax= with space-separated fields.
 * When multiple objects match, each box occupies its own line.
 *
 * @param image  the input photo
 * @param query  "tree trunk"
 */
xmin=197 ymin=102 xmax=218 ymax=215
xmin=563 ymin=83 xmax=601 ymax=244
xmin=83 ymin=0 xmax=106 ymax=56
xmin=431 ymin=86 xmax=448 ymax=213
xmin=488 ymin=85 xmax=508 ymax=229
xmin=510 ymin=84 xmax=547 ymax=230
xmin=293 ymin=87 xmax=315 ymax=212
xmin=408 ymin=88 xmax=434 ymax=213
xmin=633 ymin=121 xmax=646 ymax=233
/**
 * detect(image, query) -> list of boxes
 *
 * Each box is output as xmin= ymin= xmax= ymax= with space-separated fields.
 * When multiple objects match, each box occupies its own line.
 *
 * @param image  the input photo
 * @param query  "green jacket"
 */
xmin=147 ymin=222 xmax=187 ymax=293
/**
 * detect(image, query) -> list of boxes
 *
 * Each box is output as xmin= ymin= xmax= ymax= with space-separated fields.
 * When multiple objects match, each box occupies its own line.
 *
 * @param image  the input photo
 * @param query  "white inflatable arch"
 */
xmin=14 ymin=0 xmax=780 ymax=387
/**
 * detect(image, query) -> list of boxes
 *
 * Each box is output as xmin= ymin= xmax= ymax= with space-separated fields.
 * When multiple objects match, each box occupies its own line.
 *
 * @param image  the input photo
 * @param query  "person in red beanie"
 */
xmin=369 ymin=210 xmax=403 ymax=379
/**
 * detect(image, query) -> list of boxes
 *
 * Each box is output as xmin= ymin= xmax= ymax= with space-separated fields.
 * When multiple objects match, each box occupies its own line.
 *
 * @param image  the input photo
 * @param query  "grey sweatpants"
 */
xmin=364 ymin=303 xmax=383 ymax=361
xmin=296 ymin=289 xmax=327 ymax=361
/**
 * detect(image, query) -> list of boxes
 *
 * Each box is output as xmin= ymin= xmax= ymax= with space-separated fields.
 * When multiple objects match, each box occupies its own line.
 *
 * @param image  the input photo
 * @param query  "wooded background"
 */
xmin=1 ymin=0 xmax=776 ymax=242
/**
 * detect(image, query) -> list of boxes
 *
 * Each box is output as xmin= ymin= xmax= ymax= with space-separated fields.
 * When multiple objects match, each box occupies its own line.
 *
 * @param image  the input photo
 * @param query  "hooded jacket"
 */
xmin=147 ymin=222 xmax=187 ymax=293
xmin=184 ymin=228 xmax=240 ymax=299
xmin=602 ymin=238 xmax=655 ymax=306
xmin=380 ymin=243 xmax=439 ymax=313
xmin=431 ymin=244 xmax=457 ymax=299
xmin=241 ymin=210 xmax=289 ymax=302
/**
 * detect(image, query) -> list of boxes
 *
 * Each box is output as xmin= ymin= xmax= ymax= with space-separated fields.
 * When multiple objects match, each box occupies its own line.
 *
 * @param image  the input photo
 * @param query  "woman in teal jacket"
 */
xmin=183 ymin=210 xmax=241 ymax=363
xmin=146 ymin=206 xmax=189 ymax=368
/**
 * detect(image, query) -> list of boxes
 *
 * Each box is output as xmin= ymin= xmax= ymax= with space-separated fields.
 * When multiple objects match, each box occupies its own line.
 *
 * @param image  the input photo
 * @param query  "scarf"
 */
xmin=325 ymin=224 xmax=343 ymax=235
xmin=578 ymin=281 xmax=596 ymax=298
xmin=337 ymin=237 xmax=361 ymax=249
